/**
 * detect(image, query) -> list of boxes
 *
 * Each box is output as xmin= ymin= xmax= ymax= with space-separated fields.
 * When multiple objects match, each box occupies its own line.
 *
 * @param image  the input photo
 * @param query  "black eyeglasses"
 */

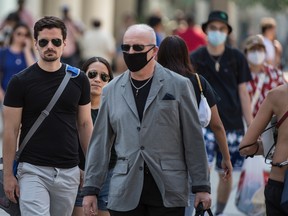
xmin=38 ymin=39 xmax=62 ymax=47
xmin=121 ymin=44 xmax=155 ymax=52
xmin=87 ymin=71 xmax=110 ymax=82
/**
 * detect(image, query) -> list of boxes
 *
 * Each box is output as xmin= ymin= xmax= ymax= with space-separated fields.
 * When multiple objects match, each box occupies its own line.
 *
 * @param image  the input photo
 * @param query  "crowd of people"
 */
xmin=0 ymin=2 xmax=287 ymax=216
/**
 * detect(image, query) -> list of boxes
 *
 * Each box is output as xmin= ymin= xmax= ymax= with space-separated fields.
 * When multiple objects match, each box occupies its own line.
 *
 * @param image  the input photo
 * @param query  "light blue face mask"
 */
xmin=207 ymin=31 xmax=227 ymax=46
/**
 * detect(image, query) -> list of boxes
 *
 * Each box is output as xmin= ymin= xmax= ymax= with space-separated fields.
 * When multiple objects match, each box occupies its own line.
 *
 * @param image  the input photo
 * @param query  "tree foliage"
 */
xmin=231 ymin=0 xmax=288 ymax=11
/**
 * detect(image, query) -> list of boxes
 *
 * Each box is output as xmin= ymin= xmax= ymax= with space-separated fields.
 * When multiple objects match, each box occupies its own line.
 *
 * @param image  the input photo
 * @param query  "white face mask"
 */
xmin=247 ymin=51 xmax=266 ymax=65
xmin=207 ymin=31 xmax=227 ymax=46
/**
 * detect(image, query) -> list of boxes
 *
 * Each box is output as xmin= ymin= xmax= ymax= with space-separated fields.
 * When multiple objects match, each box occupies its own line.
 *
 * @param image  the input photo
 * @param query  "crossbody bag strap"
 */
xmin=15 ymin=70 xmax=72 ymax=161
xmin=276 ymin=110 xmax=288 ymax=128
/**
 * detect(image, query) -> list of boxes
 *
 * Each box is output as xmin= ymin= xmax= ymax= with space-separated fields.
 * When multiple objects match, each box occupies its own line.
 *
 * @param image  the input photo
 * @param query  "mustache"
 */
xmin=44 ymin=49 xmax=56 ymax=54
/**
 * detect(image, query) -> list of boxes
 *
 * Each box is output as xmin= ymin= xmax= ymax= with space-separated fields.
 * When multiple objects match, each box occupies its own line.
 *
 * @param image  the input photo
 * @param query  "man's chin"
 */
xmin=43 ymin=57 xmax=58 ymax=62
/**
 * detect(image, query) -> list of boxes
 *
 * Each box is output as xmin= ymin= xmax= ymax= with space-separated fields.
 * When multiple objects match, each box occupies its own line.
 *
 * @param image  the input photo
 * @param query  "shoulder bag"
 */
xmin=195 ymin=73 xmax=211 ymax=127
xmin=0 ymin=64 xmax=79 ymax=215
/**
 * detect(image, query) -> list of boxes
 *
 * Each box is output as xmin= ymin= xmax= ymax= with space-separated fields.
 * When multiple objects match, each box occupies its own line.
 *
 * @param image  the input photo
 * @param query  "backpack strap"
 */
xmin=66 ymin=64 xmax=80 ymax=78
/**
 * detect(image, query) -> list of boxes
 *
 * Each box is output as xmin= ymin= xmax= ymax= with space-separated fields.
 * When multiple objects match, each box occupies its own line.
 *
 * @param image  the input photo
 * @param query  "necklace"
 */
xmin=208 ymin=53 xmax=224 ymax=72
xmin=130 ymin=75 xmax=153 ymax=96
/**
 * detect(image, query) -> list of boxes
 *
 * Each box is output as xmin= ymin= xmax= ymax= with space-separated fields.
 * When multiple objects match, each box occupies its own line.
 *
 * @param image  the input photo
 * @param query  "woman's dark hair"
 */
xmin=9 ymin=22 xmax=31 ymax=45
xmin=81 ymin=56 xmax=114 ymax=82
xmin=157 ymin=35 xmax=194 ymax=76
xmin=34 ymin=16 xmax=67 ymax=40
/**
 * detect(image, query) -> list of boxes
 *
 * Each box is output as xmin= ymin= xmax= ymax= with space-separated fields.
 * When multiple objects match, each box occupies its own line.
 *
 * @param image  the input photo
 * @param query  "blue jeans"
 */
xmin=74 ymin=169 xmax=113 ymax=210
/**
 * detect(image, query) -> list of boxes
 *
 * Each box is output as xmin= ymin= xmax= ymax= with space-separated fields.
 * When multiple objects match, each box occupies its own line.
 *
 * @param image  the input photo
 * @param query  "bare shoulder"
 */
xmin=267 ymin=84 xmax=288 ymax=113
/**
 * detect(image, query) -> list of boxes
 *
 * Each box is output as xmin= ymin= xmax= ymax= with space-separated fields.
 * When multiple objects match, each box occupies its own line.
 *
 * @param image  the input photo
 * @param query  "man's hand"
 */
xmin=194 ymin=192 xmax=211 ymax=210
xmin=221 ymin=159 xmax=233 ymax=181
xmin=83 ymin=195 xmax=98 ymax=216
xmin=4 ymin=174 xmax=19 ymax=203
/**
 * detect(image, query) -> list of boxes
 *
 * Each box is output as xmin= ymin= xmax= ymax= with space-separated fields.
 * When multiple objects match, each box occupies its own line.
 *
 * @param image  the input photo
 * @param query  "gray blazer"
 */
xmin=83 ymin=63 xmax=210 ymax=211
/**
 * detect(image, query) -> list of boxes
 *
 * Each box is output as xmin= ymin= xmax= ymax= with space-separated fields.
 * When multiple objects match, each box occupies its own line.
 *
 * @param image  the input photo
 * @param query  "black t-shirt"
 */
xmin=190 ymin=46 xmax=252 ymax=130
xmin=188 ymin=73 xmax=220 ymax=107
xmin=4 ymin=63 xmax=91 ymax=168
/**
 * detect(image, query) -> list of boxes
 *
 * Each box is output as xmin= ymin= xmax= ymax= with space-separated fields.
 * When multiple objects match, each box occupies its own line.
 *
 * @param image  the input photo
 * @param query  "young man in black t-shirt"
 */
xmin=3 ymin=16 xmax=93 ymax=215
xmin=190 ymin=11 xmax=253 ymax=216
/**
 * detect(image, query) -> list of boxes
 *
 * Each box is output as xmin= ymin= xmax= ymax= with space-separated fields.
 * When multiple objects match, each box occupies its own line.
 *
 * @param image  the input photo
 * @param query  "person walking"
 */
xmin=244 ymin=34 xmax=286 ymax=117
xmin=0 ymin=22 xmax=35 ymax=100
xmin=82 ymin=24 xmax=211 ymax=216
xmin=72 ymin=56 xmax=114 ymax=216
xmin=157 ymin=35 xmax=232 ymax=216
xmin=2 ymin=16 xmax=93 ymax=216
xmin=190 ymin=11 xmax=253 ymax=216
xmin=239 ymin=84 xmax=288 ymax=215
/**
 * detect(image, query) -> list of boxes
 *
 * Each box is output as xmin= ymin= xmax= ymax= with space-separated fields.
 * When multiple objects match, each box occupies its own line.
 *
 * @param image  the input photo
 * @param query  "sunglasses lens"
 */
xmin=133 ymin=45 xmax=144 ymax=51
xmin=121 ymin=44 xmax=130 ymax=52
xmin=51 ymin=39 xmax=62 ymax=47
xmin=38 ymin=39 xmax=49 ymax=47
xmin=88 ymin=71 xmax=97 ymax=79
xmin=101 ymin=74 xmax=109 ymax=82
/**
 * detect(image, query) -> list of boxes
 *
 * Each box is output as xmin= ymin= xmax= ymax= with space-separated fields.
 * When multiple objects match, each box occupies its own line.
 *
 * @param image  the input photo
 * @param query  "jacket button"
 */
xmin=137 ymin=127 xmax=140 ymax=131
xmin=140 ymin=146 xmax=144 ymax=150
xmin=139 ymin=166 xmax=143 ymax=171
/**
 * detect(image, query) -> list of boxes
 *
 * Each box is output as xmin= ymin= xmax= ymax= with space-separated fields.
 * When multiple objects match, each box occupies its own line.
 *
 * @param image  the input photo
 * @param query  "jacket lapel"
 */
xmin=144 ymin=63 xmax=164 ymax=113
xmin=121 ymin=71 xmax=139 ymax=119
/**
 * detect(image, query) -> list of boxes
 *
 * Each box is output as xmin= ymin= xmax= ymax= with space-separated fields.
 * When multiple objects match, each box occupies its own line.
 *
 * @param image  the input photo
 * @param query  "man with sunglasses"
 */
xmin=82 ymin=24 xmax=211 ymax=216
xmin=2 ymin=16 xmax=93 ymax=215
xmin=190 ymin=11 xmax=253 ymax=216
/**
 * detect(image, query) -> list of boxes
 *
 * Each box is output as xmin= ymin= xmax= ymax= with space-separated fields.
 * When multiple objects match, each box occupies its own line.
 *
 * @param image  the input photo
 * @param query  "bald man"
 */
xmin=82 ymin=24 xmax=211 ymax=216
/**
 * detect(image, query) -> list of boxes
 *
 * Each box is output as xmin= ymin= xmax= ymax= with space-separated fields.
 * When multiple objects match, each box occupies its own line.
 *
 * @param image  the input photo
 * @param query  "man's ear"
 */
xmin=63 ymin=39 xmax=67 ymax=47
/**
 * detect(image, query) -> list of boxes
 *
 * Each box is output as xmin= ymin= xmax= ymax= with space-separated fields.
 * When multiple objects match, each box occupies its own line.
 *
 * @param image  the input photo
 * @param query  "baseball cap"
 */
xmin=244 ymin=34 xmax=266 ymax=51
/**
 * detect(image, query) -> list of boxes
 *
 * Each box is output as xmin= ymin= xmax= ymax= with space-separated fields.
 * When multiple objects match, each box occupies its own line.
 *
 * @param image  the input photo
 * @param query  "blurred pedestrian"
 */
xmin=244 ymin=34 xmax=286 ymax=116
xmin=157 ymin=35 xmax=232 ymax=216
xmin=72 ymin=56 xmax=114 ymax=216
xmin=260 ymin=17 xmax=283 ymax=69
xmin=190 ymin=10 xmax=253 ymax=216
xmin=82 ymin=24 xmax=211 ymax=216
xmin=0 ymin=22 xmax=36 ymax=101
xmin=147 ymin=15 xmax=164 ymax=46
xmin=176 ymin=14 xmax=207 ymax=53
xmin=61 ymin=5 xmax=83 ymax=67
xmin=80 ymin=19 xmax=116 ymax=64
xmin=2 ymin=16 xmax=93 ymax=215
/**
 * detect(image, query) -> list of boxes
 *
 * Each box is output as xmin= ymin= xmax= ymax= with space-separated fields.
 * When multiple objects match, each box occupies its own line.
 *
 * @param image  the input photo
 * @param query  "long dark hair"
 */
xmin=9 ymin=22 xmax=32 ymax=45
xmin=81 ymin=56 xmax=114 ymax=82
xmin=157 ymin=35 xmax=194 ymax=76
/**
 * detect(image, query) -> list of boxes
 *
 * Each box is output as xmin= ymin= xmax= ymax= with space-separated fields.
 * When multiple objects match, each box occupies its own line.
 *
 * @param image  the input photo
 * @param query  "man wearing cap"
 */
xmin=190 ymin=10 xmax=253 ymax=216
xmin=260 ymin=17 xmax=283 ymax=69
xmin=244 ymin=34 xmax=285 ymax=117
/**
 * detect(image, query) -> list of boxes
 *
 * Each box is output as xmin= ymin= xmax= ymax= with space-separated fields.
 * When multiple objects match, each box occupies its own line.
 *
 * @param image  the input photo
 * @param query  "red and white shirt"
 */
xmin=247 ymin=63 xmax=286 ymax=116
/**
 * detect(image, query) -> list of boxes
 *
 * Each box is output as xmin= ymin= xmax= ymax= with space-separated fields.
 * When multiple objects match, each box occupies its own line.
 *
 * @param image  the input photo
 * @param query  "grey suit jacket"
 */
xmin=83 ymin=63 xmax=210 ymax=211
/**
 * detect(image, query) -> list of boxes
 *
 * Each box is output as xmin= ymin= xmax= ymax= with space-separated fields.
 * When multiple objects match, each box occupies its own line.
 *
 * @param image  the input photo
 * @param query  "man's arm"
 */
xmin=238 ymin=82 xmax=253 ymax=126
xmin=2 ymin=106 xmax=22 ymax=203
xmin=77 ymin=103 xmax=93 ymax=156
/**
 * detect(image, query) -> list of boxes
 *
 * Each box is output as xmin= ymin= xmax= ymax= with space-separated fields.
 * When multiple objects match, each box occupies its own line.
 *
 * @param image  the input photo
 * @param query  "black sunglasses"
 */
xmin=38 ymin=39 xmax=62 ymax=47
xmin=121 ymin=44 xmax=155 ymax=52
xmin=87 ymin=71 xmax=110 ymax=82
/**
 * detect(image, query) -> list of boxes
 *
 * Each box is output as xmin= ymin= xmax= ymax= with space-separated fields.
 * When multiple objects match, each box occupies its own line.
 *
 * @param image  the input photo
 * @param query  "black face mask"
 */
xmin=123 ymin=46 xmax=155 ymax=72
